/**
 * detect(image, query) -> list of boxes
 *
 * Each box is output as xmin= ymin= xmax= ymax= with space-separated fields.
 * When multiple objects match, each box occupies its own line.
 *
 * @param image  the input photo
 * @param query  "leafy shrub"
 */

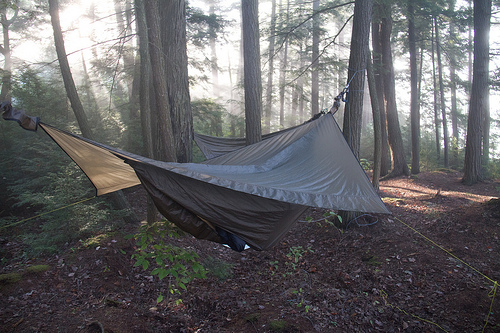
xmin=127 ymin=220 xmax=207 ymax=304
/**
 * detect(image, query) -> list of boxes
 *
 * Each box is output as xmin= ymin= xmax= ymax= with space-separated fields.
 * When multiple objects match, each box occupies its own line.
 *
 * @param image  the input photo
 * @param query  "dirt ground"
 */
xmin=1 ymin=171 xmax=499 ymax=332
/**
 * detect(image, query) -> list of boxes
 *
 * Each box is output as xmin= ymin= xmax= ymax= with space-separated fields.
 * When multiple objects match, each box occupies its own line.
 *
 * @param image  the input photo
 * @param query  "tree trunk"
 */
xmin=209 ymin=1 xmax=219 ymax=99
xmin=135 ymin=0 xmax=157 ymax=223
xmin=380 ymin=4 xmax=409 ymax=178
xmin=311 ymin=0 xmax=320 ymax=116
xmin=371 ymin=15 xmax=390 ymax=177
xmin=278 ymin=0 xmax=290 ymax=129
xmin=431 ymin=19 xmax=440 ymax=162
xmin=435 ymin=16 xmax=449 ymax=168
xmin=144 ymin=0 xmax=176 ymax=163
xmin=448 ymin=0 xmax=459 ymax=169
xmin=339 ymin=0 xmax=372 ymax=226
xmin=160 ymin=0 xmax=193 ymax=163
xmin=242 ymin=0 xmax=262 ymax=145
xmin=408 ymin=0 xmax=420 ymax=174
xmin=0 ymin=5 xmax=16 ymax=102
xmin=49 ymin=0 xmax=138 ymax=224
xmin=342 ymin=0 xmax=372 ymax=157
xmin=367 ymin=51 xmax=381 ymax=190
xmin=264 ymin=0 xmax=276 ymax=134
xmin=463 ymin=0 xmax=491 ymax=185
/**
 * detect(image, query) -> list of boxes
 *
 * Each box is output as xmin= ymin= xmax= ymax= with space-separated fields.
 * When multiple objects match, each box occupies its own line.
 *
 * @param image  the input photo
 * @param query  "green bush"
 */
xmin=127 ymin=220 xmax=207 ymax=304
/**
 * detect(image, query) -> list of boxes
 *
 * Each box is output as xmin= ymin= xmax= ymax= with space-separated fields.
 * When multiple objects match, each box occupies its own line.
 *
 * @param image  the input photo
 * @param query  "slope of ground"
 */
xmin=1 ymin=171 xmax=499 ymax=332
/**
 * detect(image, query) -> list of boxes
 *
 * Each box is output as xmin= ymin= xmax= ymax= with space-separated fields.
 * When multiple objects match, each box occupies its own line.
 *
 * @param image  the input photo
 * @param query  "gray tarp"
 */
xmin=6 ymin=107 xmax=389 ymax=250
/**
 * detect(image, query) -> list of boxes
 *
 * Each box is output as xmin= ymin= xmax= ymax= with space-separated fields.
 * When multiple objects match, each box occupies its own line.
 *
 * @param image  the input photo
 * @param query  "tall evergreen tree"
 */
xmin=408 ymin=0 xmax=420 ymax=174
xmin=463 ymin=0 xmax=491 ymax=184
xmin=379 ymin=2 xmax=409 ymax=178
xmin=339 ymin=0 xmax=372 ymax=225
xmin=242 ymin=0 xmax=262 ymax=145
xmin=0 ymin=2 xmax=17 ymax=102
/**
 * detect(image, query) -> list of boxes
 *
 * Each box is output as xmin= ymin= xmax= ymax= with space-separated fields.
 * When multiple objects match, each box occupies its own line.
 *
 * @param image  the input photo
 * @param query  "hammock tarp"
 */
xmin=2 ymin=103 xmax=390 ymax=251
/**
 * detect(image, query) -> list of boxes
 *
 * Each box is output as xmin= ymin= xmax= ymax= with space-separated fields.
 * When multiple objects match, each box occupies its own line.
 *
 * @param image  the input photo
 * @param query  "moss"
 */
xmin=25 ymin=264 xmax=50 ymax=274
xmin=0 ymin=272 xmax=22 ymax=284
xmin=269 ymin=320 xmax=287 ymax=331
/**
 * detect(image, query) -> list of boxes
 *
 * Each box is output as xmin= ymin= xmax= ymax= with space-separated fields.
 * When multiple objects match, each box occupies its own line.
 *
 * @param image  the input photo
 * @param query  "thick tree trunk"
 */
xmin=371 ymin=16 xmax=390 ymax=177
xmin=408 ymin=0 xmax=420 ymax=174
xmin=144 ymin=0 xmax=176 ymax=163
xmin=463 ymin=0 xmax=491 ymax=185
xmin=242 ymin=0 xmax=262 ymax=145
xmin=160 ymin=0 xmax=193 ymax=163
xmin=339 ymin=0 xmax=372 ymax=226
xmin=49 ymin=0 xmax=138 ymax=224
xmin=380 ymin=4 xmax=409 ymax=178
xmin=342 ymin=0 xmax=372 ymax=157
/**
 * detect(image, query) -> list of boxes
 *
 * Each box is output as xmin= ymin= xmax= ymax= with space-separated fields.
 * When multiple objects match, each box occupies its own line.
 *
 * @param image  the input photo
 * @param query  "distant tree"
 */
xmin=264 ymin=0 xmax=276 ymax=134
xmin=311 ymin=0 xmax=320 ymax=116
xmin=463 ymin=0 xmax=491 ymax=184
xmin=241 ymin=0 xmax=262 ymax=145
xmin=367 ymin=52 xmax=382 ymax=190
xmin=408 ymin=0 xmax=420 ymax=174
xmin=378 ymin=2 xmax=409 ymax=178
xmin=449 ymin=0 xmax=460 ymax=169
xmin=278 ymin=0 xmax=290 ymax=129
xmin=48 ymin=0 xmax=138 ymax=223
xmin=0 ymin=1 xmax=17 ymax=102
xmin=435 ymin=15 xmax=449 ymax=168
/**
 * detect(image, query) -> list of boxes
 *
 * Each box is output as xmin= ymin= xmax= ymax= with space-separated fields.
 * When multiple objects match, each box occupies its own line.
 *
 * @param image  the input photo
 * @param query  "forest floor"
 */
xmin=1 ymin=170 xmax=500 ymax=332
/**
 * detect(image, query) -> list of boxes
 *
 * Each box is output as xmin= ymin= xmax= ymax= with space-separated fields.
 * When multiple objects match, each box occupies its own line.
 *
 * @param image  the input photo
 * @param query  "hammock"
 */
xmin=2 ymin=103 xmax=390 ymax=251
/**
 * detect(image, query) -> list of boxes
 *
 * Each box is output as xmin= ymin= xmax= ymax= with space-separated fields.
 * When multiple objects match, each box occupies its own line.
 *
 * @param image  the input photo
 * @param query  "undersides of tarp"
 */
xmin=5 ymin=108 xmax=390 ymax=251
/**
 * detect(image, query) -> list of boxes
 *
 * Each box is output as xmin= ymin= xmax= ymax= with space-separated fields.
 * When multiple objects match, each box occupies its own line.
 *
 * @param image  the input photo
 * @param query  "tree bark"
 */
xmin=278 ymin=0 xmax=290 ymax=129
xmin=342 ymin=0 xmax=372 ymax=157
xmin=209 ymin=1 xmax=219 ymax=99
xmin=49 ymin=0 xmax=138 ymax=224
xmin=430 ymin=19 xmax=440 ymax=163
xmin=435 ymin=16 xmax=449 ymax=168
xmin=463 ymin=0 xmax=491 ymax=185
xmin=160 ymin=0 xmax=193 ymax=163
xmin=0 ymin=5 xmax=16 ymax=102
xmin=371 ymin=13 xmax=390 ymax=177
xmin=367 ymin=51 xmax=381 ymax=190
xmin=380 ymin=4 xmax=409 ymax=178
xmin=408 ymin=0 xmax=420 ymax=174
xmin=242 ymin=0 xmax=262 ymax=145
xmin=339 ymin=0 xmax=372 ymax=226
xmin=264 ymin=0 xmax=276 ymax=134
xmin=144 ymin=0 xmax=176 ymax=163
xmin=449 ymin=0 xmax=459 ymax=169
xmin=135 ymin=0 xmax=157 ymax=223
xmin=311 ymin=0 xmax=320 ymax=116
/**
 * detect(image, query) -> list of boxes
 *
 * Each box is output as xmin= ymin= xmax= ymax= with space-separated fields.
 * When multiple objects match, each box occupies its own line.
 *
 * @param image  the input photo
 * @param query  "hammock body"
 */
xmin=3 ymin=104 xmax=389 ymax=250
